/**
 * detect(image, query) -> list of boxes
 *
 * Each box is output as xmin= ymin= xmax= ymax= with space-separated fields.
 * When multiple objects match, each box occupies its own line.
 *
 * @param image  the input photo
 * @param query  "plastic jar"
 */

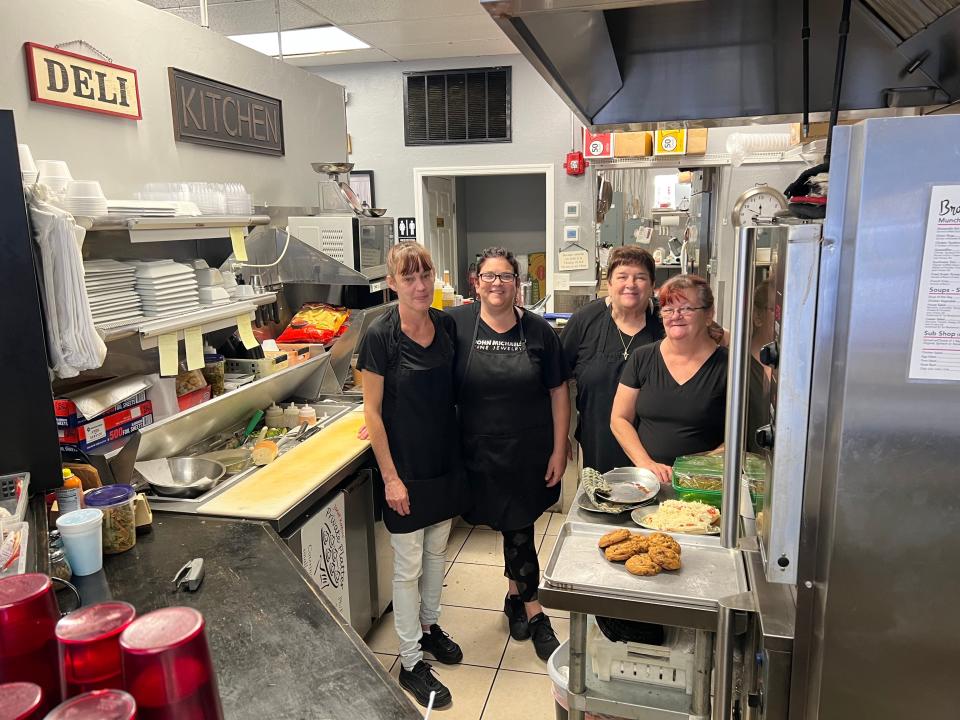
xmin=83 ymin=486 xmax=136 ymax=555
xmin=201 ymin=347 xmax=225 ymax=397
xmin=56 ymin=509 xmax=104 ymax=576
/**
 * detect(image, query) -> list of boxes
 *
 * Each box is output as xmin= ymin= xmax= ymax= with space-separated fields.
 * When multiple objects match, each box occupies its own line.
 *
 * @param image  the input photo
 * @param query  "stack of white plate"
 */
xmin=62 ymin=181 xmax=108 ymax=217
xmin=18 ymin=145 xmax=38 ymax=184
xmin=133 ymin=261 xmax=201 ymax=317
xmin=107 ymin=200 xmax=179 ymax=217
xmin=84 ymin=260 xmax=142 ymax=325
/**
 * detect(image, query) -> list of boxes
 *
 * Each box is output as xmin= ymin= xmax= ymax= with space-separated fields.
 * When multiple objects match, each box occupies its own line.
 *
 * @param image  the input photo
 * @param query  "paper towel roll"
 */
xmin=658 ymin=215 xmax=681 ymax=227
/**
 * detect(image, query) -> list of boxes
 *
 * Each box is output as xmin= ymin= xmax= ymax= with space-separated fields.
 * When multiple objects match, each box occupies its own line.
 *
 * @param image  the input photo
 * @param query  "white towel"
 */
xmin=28 ymin=190 xmax=107 ymax=378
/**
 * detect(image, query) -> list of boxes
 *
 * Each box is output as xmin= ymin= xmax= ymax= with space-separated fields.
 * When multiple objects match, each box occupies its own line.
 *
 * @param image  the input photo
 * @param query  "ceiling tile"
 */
xmin=383 ymin=38 xmax=520 ymax=61
xmin=298 ymin=0 xmax=482 ymax=25
xmin=341 ymin=14 xmax=502 ymax=47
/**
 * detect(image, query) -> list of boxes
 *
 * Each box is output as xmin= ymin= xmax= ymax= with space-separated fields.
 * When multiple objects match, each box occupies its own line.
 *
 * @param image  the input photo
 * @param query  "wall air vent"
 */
xmin=403 ymin=67 xmax=511 ymax=146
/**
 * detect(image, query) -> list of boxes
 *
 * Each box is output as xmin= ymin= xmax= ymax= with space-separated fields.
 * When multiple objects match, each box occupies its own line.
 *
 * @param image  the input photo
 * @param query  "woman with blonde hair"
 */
xmin=611 ymin=274 xmax=727 ymax=483
xmin=357 ymin=242 xmax=468 ymax=708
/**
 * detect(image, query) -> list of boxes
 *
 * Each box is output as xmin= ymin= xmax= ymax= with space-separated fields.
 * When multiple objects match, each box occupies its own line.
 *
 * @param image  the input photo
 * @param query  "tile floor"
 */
xmin=365 ymin=513 xmax=567 ymax=720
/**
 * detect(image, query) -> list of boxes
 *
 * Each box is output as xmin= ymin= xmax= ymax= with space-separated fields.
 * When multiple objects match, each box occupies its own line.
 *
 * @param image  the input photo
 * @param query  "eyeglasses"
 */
xmin=479 ymin=272 xmax=517 ymax=284
xmin=659 ymin=305 xmax=708 ymax=318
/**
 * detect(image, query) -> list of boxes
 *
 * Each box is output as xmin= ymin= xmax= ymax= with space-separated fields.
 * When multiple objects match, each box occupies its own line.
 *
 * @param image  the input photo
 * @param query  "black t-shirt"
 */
xmin=447 ymin=304 xmax=568 ymax=392
xmin=562 ymin=298 xmax=664 ymax=378
xmin=356 ymin=306 xmax=457 ymax=410
xmin=618 ymin=341 xmax=727 ymax=466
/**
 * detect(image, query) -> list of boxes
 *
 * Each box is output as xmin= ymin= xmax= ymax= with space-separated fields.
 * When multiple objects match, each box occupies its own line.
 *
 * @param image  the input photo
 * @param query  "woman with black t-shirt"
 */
xmin=611 ymin=274 xmax=727 ymax=483
xmin=447 ymin=247 xmax=570 ymax=663
xmin=356 ymin=243 xmax=469 ymax=709
xmin=562 ymin=247 xmax=664 ymax=473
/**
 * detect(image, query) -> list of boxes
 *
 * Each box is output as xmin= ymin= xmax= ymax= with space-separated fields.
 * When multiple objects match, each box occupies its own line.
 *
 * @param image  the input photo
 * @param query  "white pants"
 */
xmin=390 ymin=519 xmax=452 ymax=671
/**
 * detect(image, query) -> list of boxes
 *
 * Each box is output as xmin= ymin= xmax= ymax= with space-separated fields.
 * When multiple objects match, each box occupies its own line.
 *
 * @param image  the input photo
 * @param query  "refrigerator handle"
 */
xmin=720 ymin=226 xmax=756 ymax=548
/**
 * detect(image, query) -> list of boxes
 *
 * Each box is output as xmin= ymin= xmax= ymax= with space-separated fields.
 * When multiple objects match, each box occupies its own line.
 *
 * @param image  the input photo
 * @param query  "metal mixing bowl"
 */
xmin=311 ymin=162 xmax=354 ymax=175
xmin=148 ymin=457 xmax=226 ymax=498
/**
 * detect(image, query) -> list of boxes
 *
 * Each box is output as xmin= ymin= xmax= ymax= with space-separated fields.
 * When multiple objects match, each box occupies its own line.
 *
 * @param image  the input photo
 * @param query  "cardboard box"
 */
xmin=54 ymin=375 xmax=152 ymax=428
xmin=176 ymin=386 xmax=212 ymax=412
xmin=58 ymin=401 xmax=154 ymax=452
xmin=613 ymin=131 xmax=653 ymax=157
xmin=789 ymin=120 xmax=855 ymax=146
xmin=687 ymin=128 xmax=708 ymax=155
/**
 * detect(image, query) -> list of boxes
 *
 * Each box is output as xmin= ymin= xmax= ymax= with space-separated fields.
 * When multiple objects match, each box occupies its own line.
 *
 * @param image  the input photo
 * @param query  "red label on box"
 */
xmin=583 ymin=129 xmax=613 ymax=159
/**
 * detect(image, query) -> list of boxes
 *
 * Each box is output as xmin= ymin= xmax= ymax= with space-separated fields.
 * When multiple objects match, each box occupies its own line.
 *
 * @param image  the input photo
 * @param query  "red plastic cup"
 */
xmin=44 ymin=689 xmax=137 ymax=719
xmin=0 ymin=681 xmax=44 ymax=719
xmin=119 ymin=607 xmax=223 ymax=720
xmin=57 ymin=601 xmax=137 ymax=698
xmin=0 ymin=573 xmax=61 ymax=712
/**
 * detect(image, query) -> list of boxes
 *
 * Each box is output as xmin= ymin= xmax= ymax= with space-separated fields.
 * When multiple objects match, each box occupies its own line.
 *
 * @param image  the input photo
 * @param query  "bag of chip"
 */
xmin=277 ymin=303 xmax=351 ymax=344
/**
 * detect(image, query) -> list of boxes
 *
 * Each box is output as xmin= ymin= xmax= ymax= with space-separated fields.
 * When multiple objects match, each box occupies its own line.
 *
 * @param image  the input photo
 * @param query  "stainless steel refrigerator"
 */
xmin=731 ymin=115 xmax=960 ymax=719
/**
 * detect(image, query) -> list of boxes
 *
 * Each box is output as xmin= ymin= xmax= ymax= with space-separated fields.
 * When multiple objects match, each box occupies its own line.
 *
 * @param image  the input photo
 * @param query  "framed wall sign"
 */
xmin=349 ymin=170 xmax=375 ymax=207
xmin=24 ymin=42 xmax=142 ymax=120
xmin=168 ymin=68 xmax=284 ymax=156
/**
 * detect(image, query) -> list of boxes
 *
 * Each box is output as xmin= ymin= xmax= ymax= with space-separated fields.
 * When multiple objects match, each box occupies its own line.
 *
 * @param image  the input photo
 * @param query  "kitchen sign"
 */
xmin=168 ymin=68 xmax=284 ymax=156
xmin=24 ymin=43 xmax=141 ymax=120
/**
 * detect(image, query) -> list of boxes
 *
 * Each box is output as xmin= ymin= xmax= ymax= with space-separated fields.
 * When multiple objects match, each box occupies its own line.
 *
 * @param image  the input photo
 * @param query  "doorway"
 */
xmin=414 ymin=164 xmax=555 ymax=309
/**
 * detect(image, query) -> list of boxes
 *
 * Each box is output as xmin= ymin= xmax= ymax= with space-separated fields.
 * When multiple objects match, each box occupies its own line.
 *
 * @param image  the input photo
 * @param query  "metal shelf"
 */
xmin=594 ymin=149 xmax=816 ymax=171
xmin=77 ymin=214 xmax=270 ymax=242
xmin=96 ymin=293 xmax=277 ymax=347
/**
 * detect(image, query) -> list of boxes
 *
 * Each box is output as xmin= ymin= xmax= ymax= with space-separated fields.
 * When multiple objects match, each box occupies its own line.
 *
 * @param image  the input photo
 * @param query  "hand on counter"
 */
xmin=384 ymin=476 xmax=410 ymax=516
xmin=545 ymin=450 xmax=567 ymax=488
xmin=639 ymin=461 xmax=673 ymax=484
xmin=357 ymin=425 xmax=369 ymax=440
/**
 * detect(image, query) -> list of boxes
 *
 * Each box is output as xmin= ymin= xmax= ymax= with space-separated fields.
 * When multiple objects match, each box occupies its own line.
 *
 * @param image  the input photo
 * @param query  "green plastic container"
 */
xmin=671 ymin=453 xmax=767 ymax=511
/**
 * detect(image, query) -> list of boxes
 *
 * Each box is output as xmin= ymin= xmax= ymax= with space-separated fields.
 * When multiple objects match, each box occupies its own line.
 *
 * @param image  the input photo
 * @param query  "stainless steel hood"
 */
xmin=483 ymin=0 xmax=959 ymax=130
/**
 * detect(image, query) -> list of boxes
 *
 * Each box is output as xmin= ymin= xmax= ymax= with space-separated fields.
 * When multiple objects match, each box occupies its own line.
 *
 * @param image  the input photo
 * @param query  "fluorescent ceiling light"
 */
xmin=229 ymin=26 xmax=369 ymax=57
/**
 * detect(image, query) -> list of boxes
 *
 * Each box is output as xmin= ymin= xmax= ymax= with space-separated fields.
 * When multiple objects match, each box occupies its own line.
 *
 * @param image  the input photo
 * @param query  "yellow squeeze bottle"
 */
xmin=432 ymin=277 xmax=444 ymax=309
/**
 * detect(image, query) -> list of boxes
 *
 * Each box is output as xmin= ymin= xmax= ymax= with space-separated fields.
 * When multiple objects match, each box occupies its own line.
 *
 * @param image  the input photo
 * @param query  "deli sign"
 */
xmin=24 ymin=43 xmax=141 ymax=120
xmin=168 ymin=68 xmax=284 ymax=156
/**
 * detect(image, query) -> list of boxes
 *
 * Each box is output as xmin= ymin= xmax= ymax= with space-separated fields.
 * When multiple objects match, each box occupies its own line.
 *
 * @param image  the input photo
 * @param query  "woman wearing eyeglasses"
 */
xmin=447 ymin=246 xmax=570 ymax=662
xmin=611 ymin=274 xmax=727 ymax=484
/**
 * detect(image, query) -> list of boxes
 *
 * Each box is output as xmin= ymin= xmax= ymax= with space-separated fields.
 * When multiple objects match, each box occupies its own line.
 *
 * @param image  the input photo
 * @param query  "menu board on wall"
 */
xmin=168 ymin=68 xmax=284 ymax=156
xmin=909 ymin=185 xmax=960 ymax=381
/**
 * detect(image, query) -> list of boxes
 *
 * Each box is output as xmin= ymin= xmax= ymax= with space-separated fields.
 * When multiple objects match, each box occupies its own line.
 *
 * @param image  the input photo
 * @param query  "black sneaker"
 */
xmin=504 ymin=594 xmax=530 ymax=640
xmin=528 ymin=612 xmax=560 ymax=661
xmin=419 ymin=624 xmax=463 ymax=664
xmin=398 ymin=661 xmax=452 ymax=709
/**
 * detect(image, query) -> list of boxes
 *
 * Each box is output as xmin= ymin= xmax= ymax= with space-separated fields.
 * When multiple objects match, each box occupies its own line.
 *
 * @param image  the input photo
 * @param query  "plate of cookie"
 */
xmin=596 ymin=528 xmax=683 ymax=576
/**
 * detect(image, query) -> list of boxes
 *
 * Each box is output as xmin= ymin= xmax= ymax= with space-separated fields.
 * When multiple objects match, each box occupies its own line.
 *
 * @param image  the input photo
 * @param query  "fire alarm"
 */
xmin=564 ymin=151 xmax=588 ymax=176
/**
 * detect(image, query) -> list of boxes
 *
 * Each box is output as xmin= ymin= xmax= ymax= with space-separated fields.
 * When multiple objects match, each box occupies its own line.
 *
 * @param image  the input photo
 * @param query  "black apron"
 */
xmin=376 ymin=311 xmax=469 ymax=534
xmin=458 ymin=307 xmax=558 ymax=531
xmin=574 ymin=305 xmax=659 ymax=474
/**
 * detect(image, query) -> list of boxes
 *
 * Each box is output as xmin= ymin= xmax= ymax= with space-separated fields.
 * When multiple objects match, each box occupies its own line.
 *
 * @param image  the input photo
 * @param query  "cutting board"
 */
xmin=197 ymin=409 xmax=369 ymax=520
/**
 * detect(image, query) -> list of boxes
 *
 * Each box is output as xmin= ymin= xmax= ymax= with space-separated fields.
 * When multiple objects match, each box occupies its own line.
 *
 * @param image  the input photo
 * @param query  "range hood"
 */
xmin=482 ymin=0 xmax=960 ymax=130
xmin=229 ymin=226 xmax=370 ymax=288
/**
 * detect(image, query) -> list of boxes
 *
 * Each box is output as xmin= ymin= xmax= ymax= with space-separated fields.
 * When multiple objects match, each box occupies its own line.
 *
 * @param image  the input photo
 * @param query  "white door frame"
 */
xmin=414 ymin=163 xmax=555 ymax=311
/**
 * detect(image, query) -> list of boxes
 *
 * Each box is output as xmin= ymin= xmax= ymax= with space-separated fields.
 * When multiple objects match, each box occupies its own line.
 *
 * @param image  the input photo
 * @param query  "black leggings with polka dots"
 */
xmin=501 ymin=525 xmax=540 ymax=603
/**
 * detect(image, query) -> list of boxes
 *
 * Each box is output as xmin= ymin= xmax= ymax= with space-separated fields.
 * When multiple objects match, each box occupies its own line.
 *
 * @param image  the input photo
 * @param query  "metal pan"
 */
xmin=146 ymin=457 xmax=226 ymax=499
xmin=338 ymin=182 xmax=366 ymax=215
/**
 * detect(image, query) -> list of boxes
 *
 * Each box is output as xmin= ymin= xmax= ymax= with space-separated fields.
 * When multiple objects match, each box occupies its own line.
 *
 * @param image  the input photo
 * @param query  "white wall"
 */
xmin=2 ymin=0 xmax=346 ymax=205
xmin=462 ymin=174 xmax=546 ymax=260
xmin=313 ymin=54 xmax=597 ymax=287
